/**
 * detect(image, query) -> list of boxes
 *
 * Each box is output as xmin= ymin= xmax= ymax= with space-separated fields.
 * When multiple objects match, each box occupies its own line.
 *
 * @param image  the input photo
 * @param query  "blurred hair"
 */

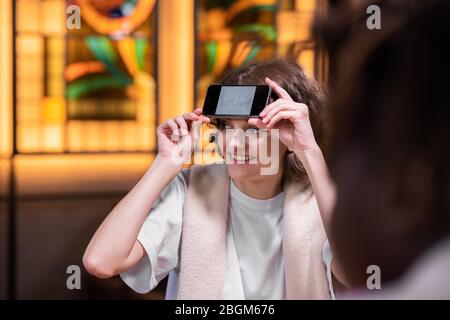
xmin=315 ymin=0 xmax=450 ymax=284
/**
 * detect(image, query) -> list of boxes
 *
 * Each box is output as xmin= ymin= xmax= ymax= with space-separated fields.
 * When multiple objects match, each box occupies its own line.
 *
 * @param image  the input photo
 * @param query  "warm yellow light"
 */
xmin=17 ymin=34 xmax=44 ymax=55
xmin=67 ymin=121 xmax=83 ymax=152
xmin=40 ymin=97 xmax=66 ymax=152
xmin=42 ymin=0 xmax=66 ymax=35
xmin=16 ymin=0 xmax=40 ymax=33
xmin=277 ymin=11 xmax=313 ymax=43
xmin=42 ymin=97 xmax=66 ymax=123
xmin=43 ymin=125 xmax=64 ymax=152
xmin=13 ymin=153 xmax=155 ymax=195
xmin=296 ymin=0 xmax=316 ymax=12
xmin=17 ymin=126 xmax=40 ymax=153
xmin=137 ymin=126 xmax=154 ymax=152
xmin=0 ymin=0 xmax=13 ymax=157
xmin=298 ymin=49 xmax=315 ymax=77
xmin=158 ymin=0 xmax=194 ymax=124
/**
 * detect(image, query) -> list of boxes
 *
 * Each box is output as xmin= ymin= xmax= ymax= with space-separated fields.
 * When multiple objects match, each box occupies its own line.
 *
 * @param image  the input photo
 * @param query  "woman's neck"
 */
xmin=232 ymin=173 xmax=284 ymax=200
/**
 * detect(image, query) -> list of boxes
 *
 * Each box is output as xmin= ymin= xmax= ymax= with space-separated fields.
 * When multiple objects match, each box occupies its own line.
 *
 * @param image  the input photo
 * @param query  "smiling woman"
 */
xmin=1 ymin=0 xmax=334 ymax=302
xmin=83 ymin=59 xmax=342 ymax=300
xmin=220 ymin=60 xmax=327 ymax=181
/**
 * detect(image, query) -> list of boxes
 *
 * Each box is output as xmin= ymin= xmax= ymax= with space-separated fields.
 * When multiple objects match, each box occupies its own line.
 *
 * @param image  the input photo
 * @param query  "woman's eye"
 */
xmin=246 ymin=127 xmax=259 ymax=135
xmin=215 ymin=122 xmax=227 ymax=130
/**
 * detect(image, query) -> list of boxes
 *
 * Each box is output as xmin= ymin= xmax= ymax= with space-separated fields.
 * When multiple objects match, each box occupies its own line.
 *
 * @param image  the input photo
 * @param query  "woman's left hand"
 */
xmin=248 ymin=77 xmax=319 ymax=156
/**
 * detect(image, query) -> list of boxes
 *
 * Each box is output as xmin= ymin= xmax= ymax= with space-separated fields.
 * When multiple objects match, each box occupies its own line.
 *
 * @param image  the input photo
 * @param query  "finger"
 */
xmin=174 ymin=116 xmax=188 ymax=133
xmin=191 ymin=108 xmax=210 ymax=123
xmin=186 ymin=115 xmax=210 ymax=124
xmin=160 ymin=118 xmax=177 ymax=131
xmin=159 ymin=120 xmax=170 ymax=129
xmin=259 ymin=100 xmax=284 ymax=117
xmin=182 ymin=112 xmax=199 ymax=122
xmin=266 ymin=111 xmax=297 ymax=128
xmin=265 ymin=77 xmax=293 ymax=102
xmin=166 ymin=119 xmax=180 ymax=137
xmin=198 ymin=115 xmax=211 ymax=123
xmin=158 ymin=127 xmax=172 ymax=134
xmin=262 ymin=103 xmax=297 ymax=123
xmin=248 ymin=118 xmax=267 ymax=129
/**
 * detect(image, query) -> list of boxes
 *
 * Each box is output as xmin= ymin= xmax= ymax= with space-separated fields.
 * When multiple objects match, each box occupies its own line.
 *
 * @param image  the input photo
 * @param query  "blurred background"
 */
xmin=0 ymin=0 xmax=334 ymax=299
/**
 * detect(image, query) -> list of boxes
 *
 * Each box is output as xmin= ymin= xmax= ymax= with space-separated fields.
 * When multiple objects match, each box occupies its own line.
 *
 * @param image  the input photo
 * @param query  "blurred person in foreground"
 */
xmin=317 ymin=0 xmax=450 ymax=298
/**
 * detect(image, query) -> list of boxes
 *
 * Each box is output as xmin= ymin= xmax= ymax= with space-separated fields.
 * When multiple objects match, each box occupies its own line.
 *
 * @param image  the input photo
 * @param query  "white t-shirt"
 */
xmin=120 ymin=169 xmax=335 ymax=299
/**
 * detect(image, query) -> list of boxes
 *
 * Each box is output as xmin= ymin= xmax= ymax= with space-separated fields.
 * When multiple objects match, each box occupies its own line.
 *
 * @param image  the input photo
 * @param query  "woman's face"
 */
xmin=216 ymin=118 xmax=287 ymax=181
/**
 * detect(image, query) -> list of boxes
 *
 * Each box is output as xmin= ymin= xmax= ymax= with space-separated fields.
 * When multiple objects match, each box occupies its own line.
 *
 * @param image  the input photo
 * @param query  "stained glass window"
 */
xmin=195 ymin=0 xmax=326 ymax=105
xmin=15 ymin=0 xmax=157 ymax=153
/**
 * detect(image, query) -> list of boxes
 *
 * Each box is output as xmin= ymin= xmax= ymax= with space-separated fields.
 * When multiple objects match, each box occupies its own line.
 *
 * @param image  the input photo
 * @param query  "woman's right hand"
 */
xmin=157 ymin=108 xmax=210 ymax=165
xmin=84 ymin=108 xmax=210 ymax=279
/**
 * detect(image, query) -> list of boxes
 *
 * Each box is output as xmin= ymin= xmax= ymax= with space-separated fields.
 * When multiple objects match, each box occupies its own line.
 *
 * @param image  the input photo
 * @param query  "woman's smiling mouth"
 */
xmin=226 ymin=153 xmax=257 ymax=163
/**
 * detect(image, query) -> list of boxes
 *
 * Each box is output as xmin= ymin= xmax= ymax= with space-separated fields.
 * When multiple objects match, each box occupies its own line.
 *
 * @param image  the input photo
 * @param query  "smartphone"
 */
xmin=202 ymin=84 xmax=272 ymax=118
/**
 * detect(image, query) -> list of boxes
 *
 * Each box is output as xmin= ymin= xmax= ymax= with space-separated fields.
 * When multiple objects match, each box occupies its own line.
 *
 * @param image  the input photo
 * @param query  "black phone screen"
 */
xmin=202 ymin=84 xmax=272 ymax=118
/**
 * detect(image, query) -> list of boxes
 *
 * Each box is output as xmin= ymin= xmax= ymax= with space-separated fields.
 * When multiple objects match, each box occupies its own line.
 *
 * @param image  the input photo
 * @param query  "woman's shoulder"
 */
xmin=162 ymin=164 xmax=221 ymax=198
xmin=180 ymin=163 xmax=227 ymax=185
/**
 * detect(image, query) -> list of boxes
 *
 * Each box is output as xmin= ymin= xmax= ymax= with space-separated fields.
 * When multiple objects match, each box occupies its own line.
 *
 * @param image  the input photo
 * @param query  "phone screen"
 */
xmin=202 ymin=85 xmax=271 ymax=118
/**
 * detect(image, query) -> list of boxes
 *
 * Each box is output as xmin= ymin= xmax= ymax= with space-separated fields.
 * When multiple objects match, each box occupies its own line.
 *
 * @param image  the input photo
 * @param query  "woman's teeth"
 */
xmin=227 ymin=153 xmax=256 ymax=162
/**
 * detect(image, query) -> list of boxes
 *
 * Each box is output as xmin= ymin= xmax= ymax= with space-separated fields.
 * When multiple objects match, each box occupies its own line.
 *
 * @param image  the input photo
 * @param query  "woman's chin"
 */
xmin=226 ymin=163 xmax=262 ymax=180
